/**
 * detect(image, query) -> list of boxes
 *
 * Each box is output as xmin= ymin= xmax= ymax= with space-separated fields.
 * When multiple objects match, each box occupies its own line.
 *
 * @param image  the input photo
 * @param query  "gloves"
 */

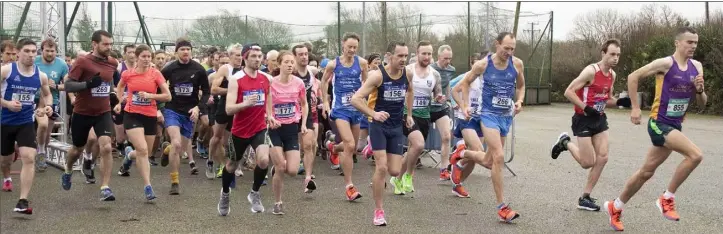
xmin=86 ymin=73 xmax=103 ymax=89
xmin=583 ymin=106 xmax=601 ymax=116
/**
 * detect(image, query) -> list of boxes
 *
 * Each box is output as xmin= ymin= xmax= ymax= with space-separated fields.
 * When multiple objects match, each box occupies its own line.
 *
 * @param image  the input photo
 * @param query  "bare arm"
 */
xmin=692 ymin=61 xmax=707 ymax=106
xmin=351 ymin=70 xmax=382 ymax=118
xmin=152 ymin=78 xmax=172 ymax=102
xmin=564 ymin=65 xmax=596 ymax=109
xmin=300 ymin=86 xmax=308 ymax=129
xmin=405 ymin=68 xmax=415 ymax=117
xmin=458 ymin=60 xmax=486 ymax=113
xmin=0 ymin=64 xmax=10 ymax=107
xmin=39 ymin=73 xmax=52 ymax=108
xmin=432 ymin=69 xmax=443 ymax=97
xmin=359 ymin=58 xmax=369 ymax=83
xmin=266 ymin=84 xmax=274 ymax=121
xmin=115 ymin=78 xmax=127 ymax=108
xmin=321 ymin=62 xmax=336 ymax=108
xmin=211 ymin=66 xmax=228 ymax=95
xmin=628 ymin=58 xmax=671 ymax=110
xmin=513 ymin=57 xmax=526 ymax=104
xmin=606 ymin=71 xmax=619 ymax=107
xmin=225 ymin=76 xmax=241 ymax=115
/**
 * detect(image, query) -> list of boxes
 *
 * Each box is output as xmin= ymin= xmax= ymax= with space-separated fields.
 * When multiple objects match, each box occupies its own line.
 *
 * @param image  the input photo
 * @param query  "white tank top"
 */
xmin=407 ymin=64 xmax=436 ymax=110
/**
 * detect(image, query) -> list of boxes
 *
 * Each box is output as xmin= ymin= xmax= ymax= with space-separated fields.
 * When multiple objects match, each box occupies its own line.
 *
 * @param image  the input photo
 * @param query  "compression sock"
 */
xmin=252 ymin=165 xmax=268 ymax=192
xmin=222 ymin=167 xmax=234 ymax=193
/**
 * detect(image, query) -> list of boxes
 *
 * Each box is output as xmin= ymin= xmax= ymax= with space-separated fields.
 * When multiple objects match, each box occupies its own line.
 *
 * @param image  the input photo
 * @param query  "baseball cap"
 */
xmin=241 ymin=43 xmax=261 ymax=57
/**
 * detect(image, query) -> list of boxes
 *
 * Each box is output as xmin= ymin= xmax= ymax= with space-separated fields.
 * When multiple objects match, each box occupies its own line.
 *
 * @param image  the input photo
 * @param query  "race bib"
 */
xmin=666 ymin=98 xmax=689 ymax=117
xmin=274 ymin=103 xmax=295 ymax=119
xmin=340 ymin=93 xmax=353 ymax=106
xmin=91 ymin=82 xmax=111 ymax=97
xmin=174 ymin=83 xmax=193 ymax=96
xmin=491 ymin=96 xmax=512 ymax=109
xmin=413 ymin=96 xmax=430 ymax=108
xmin=12 ymin=92 xmax=35 ymax=105
xmin=383 ymin=88 xmax=406 ymax=102
xmin=132 ymin=92 xmax=152 ymax=106
xmin=594 ymin=101 xmax=606 ymax=113
xmin=470 ymin=97 xmax=481 ymax=114
xmin=242 ymin=90 xmax=265 ymax=106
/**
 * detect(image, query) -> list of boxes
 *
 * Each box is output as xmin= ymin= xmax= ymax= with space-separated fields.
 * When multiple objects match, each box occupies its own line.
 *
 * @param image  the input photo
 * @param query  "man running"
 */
xmin=61 ymin=30 xmax=119 ymax=201
xmin=33 ymin=38 xmax=69 ymax=173
xmin=1 ymin=40 xmax=18 ymax=192
xmin=430 ymin=45 xmax=455 ymax=179
xmin=321 ymin=32 xmax=368 ymax=201
xmin=1 ymin=38 xmax=52 ymax=214
xmin=113 ymin=44 xmax=136 ymax=160
xmin=209 ymin=46 xmax=243 ymax=180
xmin=217 ymin=43 xmax=271 ymax=216
xmin=262 ymin=50 xmax=279 ymax=75
xmin=114 ymin=44 xmax=172 ymax=201
xmin=291 ymin=44 xmax=320 ymax=191
xmin=356 ymin=53 xmax=382 ymax=158
xmin=550 ymin=39 xmax=622 ymax=211
xmin=603 ymin=27 xmax=706 ymax=231
xmin=352 ymin=41 xmax=414 ymax=226
xmin=160 ymin=37 xmax=210 ymax=195
xmin=389 ymin=41 xmax=443 ymax=195
xmin=1 ymin=40 xmax=17 ymax=65
xmin=462 ymin=32 xmax=525 ymax=222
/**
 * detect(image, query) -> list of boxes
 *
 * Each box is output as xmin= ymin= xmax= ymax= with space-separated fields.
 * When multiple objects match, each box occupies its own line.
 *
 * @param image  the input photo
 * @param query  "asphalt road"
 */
xmin=1 ymin=104 xmax=721 ymax=233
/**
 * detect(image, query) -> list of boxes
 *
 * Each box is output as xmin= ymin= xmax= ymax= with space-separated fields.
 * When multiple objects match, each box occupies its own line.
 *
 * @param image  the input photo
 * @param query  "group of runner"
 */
xmin=0 ymin=26 xmax=708 ymax=231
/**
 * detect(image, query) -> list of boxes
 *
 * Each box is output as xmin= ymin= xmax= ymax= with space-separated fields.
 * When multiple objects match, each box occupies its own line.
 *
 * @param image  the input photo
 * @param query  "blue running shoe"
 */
xmin=124 ymin=146 xmax=134 ymax=168
xmin=100 ymin=187 xmax=116 ymax=201
xmin=144 ymin=185 xmax=156 ymax=201
xmin=61 ymin=172 xmax=72 ymax=190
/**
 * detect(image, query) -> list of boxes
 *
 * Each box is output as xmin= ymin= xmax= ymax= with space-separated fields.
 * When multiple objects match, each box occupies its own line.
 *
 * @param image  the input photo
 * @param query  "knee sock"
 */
xmin=252 ymin=165 xmax=268 ymax=192
xmin=221 ymin=167 xmax=234 ymax=193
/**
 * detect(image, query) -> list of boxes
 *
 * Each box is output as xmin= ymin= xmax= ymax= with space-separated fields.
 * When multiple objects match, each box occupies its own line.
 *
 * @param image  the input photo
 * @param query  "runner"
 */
xmin=461 ymin=32 xmax=525 ymax=222
xmin=321 ymin=32 xmax=368 ymax=201
xmin=267 ymin=50 xmax=309 ymax=214
xmin=217 ymin=43 xmax=271 ymax=216
xmin=356 ymin=53 xmax=381 ymax=157
xmin=352 ymin=41 xmax=414 ymax=226
xmin=209 ymin=46 xmax=243 ymax=180
xmin=1 ymin=40 xmax=19 ymax=192
xmin=549 ymin=39 xmax=621 ymax=211
xmin=149 ymin=50 xmax=169 ymax=166
xmin=113 ymin=44 xmax=136 ymax=161
xmin=430 ymin=45 xmax=455 ymax=180
xmin=113 ymin=44 xmax=172 ymax=201
xmin=1 ymin=38 xmax=52 ymax=214
xmin=291 ymin=44 xmax=320 ymax=192
xmin=67 ymin=82 xmax=100 ymax=184
xmin=603 ymin=27 xmax=706 ymax=231
xmin=448 ymin=52 xmax=491 ymax=198
xmin=61 ymin=30 xmax=119 ymax=201
xmin=33 ymin=38 xmax=69 ymax=173
xmin=389 ymin=41 xmax=443 ymax=195
xmin=160 ymin=37 xmax=210 ymax=195
xmin=1 ymin=40 xmax=16 ymax=65
xmin=262 ymin=50 xmax=279 ymax=75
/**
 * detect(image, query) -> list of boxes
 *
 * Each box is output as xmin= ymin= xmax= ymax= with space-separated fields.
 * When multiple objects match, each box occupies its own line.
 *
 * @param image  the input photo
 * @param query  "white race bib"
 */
xmin=491 ymin=96 xmax=512 ymax=109
xmin=91 ymin=82 xmax=111 ymax=97
xmin=12 ymin=93 xmax=35 ymax=105
xmin=242 ymin=90 xmax=265 ymax=106
xmin=413 ymin=96 xmax=430 ymax=108
xmin=274 ymin=103 xmax=295 ymax=119
xmin=666 ymin=98 xmax=689 ymax=117
xmin=132 ymin=92 xmax=152 ymax=106
xmin=594 ymin=101 xmax=606 ymax=113
xmin=340 ymin=93 xmax=353 ymax=106
xmin=174 ymin=84 xmax=194 ymax=96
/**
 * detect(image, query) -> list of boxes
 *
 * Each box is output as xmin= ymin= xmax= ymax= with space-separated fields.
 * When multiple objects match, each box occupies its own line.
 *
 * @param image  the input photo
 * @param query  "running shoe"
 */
xmin=345 ymin=184 xmax=362 ymax=201
xmin=145 ymin=185 xmax=157 ymax=201
xmin=82 ymin=159 xmax=96 ymax=184
xmin=2 ymin=180 xmax=13 ymax=192
xmin=604 ymin=200 xmax=624 ymax=231
xmin=389 ymin=177 xmax=405 ymax=195
xmin=248 ymin=191 xmax=265 ymax=213
xmin=304 ymin=178 xmax=317 ymax=193
xmin=149 ymin=156 xmax=158 ymax=166
xmin=328 ymin=141 xmax=340 ymax=170
xmin=13 ymin=199 xmax=32 ymax=215
xmin=402 ymin=173 xmax=414 ymax=193
xmin=439 ymin=168 xmax=451 ymax=181
xmin=551 ymin=132 xmax=570 ymax=159
xmin=452 ymin=184 xmax=470 ymax=198
xmin=161 ymin=142 xmax=171 ymax=167
xmin=497 ymin=204 xmax=520 ymax=223
xmin=169 ymin=183 xmax=180 ymax=195
xmin=189 ymin=161 xmax=199 ymax=175
xmin=205 ymin=160 xmax=215 ymax=179
xmin=272 ymin=202 xmax=284 ymax=215
xmin=656 ymin=195 xmax=680 ymax=221
xmin=35 ymin=152 xmax=48 ymax=172
xmin=100 ymin=187 xmax=116 ymax=201
xmin=578 ymin=196 xmax=600 ymax=211
xmin=373 ymin=209 xmax=387 ymax=226
xmin=61 ymin=172 xmax=72 ymax=190
xmin=218 ymin=190 xmax=230 ymax=216
xmin=297 ymin=163 xmax=305 ymax=175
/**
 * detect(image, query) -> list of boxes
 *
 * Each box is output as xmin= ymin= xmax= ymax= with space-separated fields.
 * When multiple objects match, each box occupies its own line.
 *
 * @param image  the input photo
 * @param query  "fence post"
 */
xmin=14 ymin=2 xmax=32 ymax=42
xmin=467 ymin=2 xmax=471 ymax=65
xmin=417 ymin=13 xmax=422 ymax=42
xmin=548 ymin=11 xmax=553 ymax=89
xmin=362 ymin=2 xmax=366 ymax=56
xmin=107 ymin=2 xmax=113 ymax=36
xmin=64 ymin=2 xmax=80 ymax=36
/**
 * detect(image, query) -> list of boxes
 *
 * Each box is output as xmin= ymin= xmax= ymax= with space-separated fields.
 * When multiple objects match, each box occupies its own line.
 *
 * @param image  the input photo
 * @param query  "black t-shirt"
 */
xmin=161 ymin=60 xmax=210 ymax=115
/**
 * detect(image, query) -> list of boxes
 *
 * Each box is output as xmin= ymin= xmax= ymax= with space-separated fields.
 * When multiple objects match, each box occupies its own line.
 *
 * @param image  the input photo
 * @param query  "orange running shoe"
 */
xmin=439 ymin=168 xmax=450 ymax=181
xmin=328 ymin=142 xmax=340 ymax=169
xmin=604 ymin=200 xmax=624 ymax=231
xmin=656 ymin=196 xmax=680 ymax=221
xmin=497 ymin=204 xmax=520 ymax=223
xmin=346 ymin=184 xmax=362 ymax=201
xmin=452 ymin=184 xmax=469 ymax=198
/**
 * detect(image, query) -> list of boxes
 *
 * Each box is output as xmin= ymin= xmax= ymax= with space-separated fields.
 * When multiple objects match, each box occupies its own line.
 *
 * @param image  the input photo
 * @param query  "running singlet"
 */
xmin=331 ymin=56 xmax=363 ymax=111
xmin=450 ymin=72 xmax=483 ymax=119
xmin=34 ymin=57 xmax=68 ymax=105
xmin=574 ymin=64 xmax=612 ymax=115
xmin=368 ymin=65 xmax=408 ymax=128
xmin=404 ymin=64 xmax=435 ymax=118
xmin=231 ymin=70 xmax=271 ymax=138
xmin=68 ymin=53 xmax=118 ymax=116
xmin=649 ymin=57 xmax=699 ymax=128
xmin=1 ymin=63 xmax=42 ymax=125
xmin=122 ymin=68 xmax=166 ymax=117
xmin=480 ymin=55 xmax=517 ymax=116
xmin=270 ymin=76 xmax=305 ymax=124
xmin=293 ymin=67 xmax=320 ymax=122
xmin=161 ymin=59 xmax=210 ymax=115
xmin=430 ymin=62 xmax=455 ymax=111
xmin=217 ymin=66 xmax=242 ymax=114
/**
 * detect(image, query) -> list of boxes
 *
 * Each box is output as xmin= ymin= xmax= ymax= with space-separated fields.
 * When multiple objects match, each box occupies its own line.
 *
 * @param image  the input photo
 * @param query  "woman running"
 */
xmin=114 ymin=44 xmax=172 ymax=201
xmin=266 ymin=51 xmax=309 ymax=215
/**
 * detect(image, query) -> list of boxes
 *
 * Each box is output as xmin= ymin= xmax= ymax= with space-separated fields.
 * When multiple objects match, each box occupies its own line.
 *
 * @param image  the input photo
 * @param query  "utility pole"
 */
xmin=362 ymin=2 xmax=366 ymax=56
xmin=101 ymin=2 xmax=106 ymax=30
xmin=524 ymin=22 xmax=540 ymax=47
xmin=381 ymin=2 xmax=387 ymax=46
xmin=705 ymin=2 xmax=710 ymax=25
xmin=484 ymin=2 xmax=490 ymax=51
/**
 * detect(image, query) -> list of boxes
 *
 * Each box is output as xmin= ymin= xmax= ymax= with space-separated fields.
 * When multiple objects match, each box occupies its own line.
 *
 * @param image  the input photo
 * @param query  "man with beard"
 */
xmin=291 ymin=44 xmax=320 ymax=193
